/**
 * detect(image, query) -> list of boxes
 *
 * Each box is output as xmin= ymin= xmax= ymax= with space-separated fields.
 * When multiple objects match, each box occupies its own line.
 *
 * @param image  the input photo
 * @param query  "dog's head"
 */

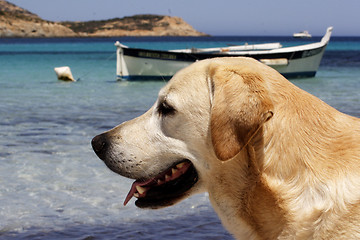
xmin=92 ymin=57 xmax=274 ymax=209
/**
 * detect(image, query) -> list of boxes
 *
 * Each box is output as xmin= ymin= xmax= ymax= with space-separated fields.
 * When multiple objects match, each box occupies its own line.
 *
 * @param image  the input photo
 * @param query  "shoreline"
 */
xmin=1 ymin=35 xmax=359 ymax=40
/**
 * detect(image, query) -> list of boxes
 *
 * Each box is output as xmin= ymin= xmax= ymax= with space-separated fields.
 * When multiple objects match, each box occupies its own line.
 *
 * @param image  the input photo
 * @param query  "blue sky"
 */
xmin=7 ymin=0 xmax=360 ymax=36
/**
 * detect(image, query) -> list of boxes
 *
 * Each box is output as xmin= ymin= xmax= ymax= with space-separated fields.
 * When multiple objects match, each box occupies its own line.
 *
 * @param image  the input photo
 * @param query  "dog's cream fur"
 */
xmin=93 ymin=57 xmax=360 ymax=239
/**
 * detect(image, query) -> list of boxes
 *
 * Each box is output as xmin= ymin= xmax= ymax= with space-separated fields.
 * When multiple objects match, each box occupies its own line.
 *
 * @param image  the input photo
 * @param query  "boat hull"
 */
xmin=121 ymin=54 xmax=191 ymax=81
xmin=117 ymin=46 xmax=326 ymax=80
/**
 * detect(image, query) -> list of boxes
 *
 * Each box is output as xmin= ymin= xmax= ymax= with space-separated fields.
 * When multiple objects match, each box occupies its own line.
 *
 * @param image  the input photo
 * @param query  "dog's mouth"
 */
xmin=123 ymin=160 xmax=198 ymax=208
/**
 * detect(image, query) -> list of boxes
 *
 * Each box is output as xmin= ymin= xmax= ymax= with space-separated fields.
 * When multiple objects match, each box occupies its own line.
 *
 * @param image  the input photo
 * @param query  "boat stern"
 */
xmin=115 ymin=41 xmax=130 ymax=81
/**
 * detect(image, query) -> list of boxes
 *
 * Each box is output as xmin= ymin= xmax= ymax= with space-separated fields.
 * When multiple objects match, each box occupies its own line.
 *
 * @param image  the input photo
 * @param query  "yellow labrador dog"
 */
xmin=92 ymin=57 xmax=360 ymax=239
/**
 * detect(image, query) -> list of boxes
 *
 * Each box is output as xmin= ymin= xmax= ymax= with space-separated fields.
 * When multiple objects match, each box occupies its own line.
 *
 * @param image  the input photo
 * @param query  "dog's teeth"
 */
xmin=157 ymin=179 xmax=164 ymax=185
xmin=136 ymin=185 xmax=147 ymax=194
xmin=134 ymin=193 xmax=140 ymax=198
xmin=172 ymin=168 xmax=178 ymax=175
xmin=165 ymin=174 xmax=171 ymax=181
xmin=176 ymin=163 xmax=185 ymax=169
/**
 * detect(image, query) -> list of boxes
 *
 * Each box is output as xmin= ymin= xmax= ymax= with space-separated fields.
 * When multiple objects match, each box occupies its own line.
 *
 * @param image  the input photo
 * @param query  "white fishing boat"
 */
xmin=116 ymin=27 xmax=332 ymax=81
xmin=293 ymin=30 xmax=312 ymax=38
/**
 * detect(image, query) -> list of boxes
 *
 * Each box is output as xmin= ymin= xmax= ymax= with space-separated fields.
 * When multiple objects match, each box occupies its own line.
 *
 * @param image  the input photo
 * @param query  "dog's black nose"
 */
xmin=91 ymin=134 xmax=108 ymax=160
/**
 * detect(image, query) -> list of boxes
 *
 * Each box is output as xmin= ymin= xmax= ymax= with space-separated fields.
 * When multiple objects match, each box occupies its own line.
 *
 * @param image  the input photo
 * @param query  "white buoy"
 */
xmin=54 ymin=66 xmax=76 ymax=82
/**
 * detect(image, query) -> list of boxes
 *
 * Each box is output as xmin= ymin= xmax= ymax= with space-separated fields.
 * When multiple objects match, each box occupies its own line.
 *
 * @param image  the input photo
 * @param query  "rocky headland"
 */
xmin=0 ymin=1 xmax=207 ymax=37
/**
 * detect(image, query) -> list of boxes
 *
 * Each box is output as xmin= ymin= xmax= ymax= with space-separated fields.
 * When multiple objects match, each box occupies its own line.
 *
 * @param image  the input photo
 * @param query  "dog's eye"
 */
xmin=158 ymin=101 xmax=176 ymax=116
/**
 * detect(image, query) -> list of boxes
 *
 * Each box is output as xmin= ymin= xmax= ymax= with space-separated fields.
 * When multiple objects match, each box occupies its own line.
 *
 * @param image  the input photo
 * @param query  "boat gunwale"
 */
xmin=121 ymin=44 xmax=327 ymax=62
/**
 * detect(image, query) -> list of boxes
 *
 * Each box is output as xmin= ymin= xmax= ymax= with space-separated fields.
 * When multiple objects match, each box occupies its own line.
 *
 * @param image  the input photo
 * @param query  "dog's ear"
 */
xmin=208 ymin=63 xmax=274 ymax=161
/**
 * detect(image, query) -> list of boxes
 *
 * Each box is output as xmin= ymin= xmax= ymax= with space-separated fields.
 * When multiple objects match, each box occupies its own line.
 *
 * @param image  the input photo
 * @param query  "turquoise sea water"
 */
xmin=0 ymin=36 xmax=360 ymax=239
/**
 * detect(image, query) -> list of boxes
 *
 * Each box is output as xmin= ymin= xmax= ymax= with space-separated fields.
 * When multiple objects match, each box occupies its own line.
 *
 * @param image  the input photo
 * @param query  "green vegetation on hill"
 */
xmin=62 ymin=15 xmax=168 ymax=33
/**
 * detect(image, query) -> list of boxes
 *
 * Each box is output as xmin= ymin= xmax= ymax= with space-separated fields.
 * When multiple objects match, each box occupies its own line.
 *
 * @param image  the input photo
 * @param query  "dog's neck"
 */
xmin=208 ymin=142 xmax=287 ymax=240
xmin=263 ymin=82 xmax=360 ymax=181
xmin=259 ymin=82 xmax=360 ymax=238
xmin=209 ymin=115 xmax=360 ymax=239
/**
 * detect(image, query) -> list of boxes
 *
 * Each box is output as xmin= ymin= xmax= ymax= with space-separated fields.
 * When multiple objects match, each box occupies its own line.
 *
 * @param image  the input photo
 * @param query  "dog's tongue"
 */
xmin=124 ymin=182 xmax=137 ymax=206
xmin=123 ymin=178 xmax=155 ymax=206
xmin=124 ymin=181 xmax=140 ymax=206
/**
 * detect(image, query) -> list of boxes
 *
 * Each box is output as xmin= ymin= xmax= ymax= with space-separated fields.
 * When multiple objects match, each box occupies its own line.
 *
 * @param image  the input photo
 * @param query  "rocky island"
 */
xmin=0 ymin=1 xmax=207 ymax=37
